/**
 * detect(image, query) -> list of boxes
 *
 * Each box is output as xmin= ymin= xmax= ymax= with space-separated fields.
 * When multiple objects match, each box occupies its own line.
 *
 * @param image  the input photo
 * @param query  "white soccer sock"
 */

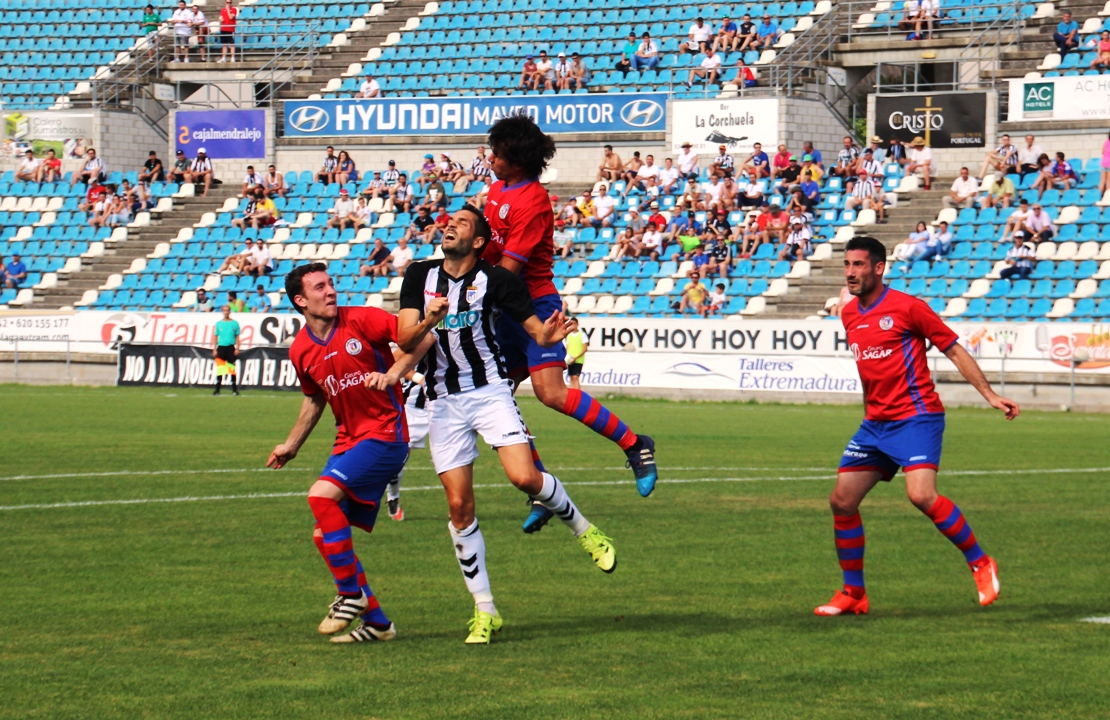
xmin=534 ymin=472 xmax=591 ymax=537
xmin=448 ymin=519 xmax=494 ymax=613
xmin=386 ymin=468 xmax=403 ymax=502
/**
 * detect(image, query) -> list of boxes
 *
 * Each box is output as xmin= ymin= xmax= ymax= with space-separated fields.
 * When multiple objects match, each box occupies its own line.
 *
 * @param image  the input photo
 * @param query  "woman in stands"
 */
xmin=1030 ymin=153 xmax=1054 ymax=198
xmin=335 ymin=151 xmax=359 ymax=186
xmin=896 ymin=221 xmax=931 ymax=262
xmin=1090 ymin=30 xmax=1110 ymax=70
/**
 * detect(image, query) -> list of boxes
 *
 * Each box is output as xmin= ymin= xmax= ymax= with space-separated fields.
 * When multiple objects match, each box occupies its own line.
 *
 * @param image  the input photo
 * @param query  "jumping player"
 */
xmin=480 ymin=116 xmax=658 ymax=517
xmin=383 ymin=360 xmax=430 ymax=522
xmin=396 ymin=205 xmax=617 ymax=644
xmin=266 ymin=262 xmax=433 ymax=643
xmin=815 ymin=236 xmax=1019 ymax=617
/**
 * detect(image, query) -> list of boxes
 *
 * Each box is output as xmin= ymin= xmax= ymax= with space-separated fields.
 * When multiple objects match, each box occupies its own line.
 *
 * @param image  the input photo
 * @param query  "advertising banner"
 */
xmin=118 ymin=344 xmax=299 ymax=390
xmin=2 ymin=111 xmax=94 ymax=159
xmin=873 ymin=92 xmax=987 ymax=148
xmin=1006 ymin=77 xmax=1110 ymax=122
xmin=175 ymin=109 xmax=266 ymax=159
xmin=281 ymin=93 xmax=667 ymax=137
xmin=670 ymin=98 xmax=780 ymax=156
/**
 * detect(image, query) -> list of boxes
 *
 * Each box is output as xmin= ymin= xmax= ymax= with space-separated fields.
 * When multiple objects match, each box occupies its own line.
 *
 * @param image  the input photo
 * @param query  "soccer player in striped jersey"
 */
xmin=266 ymin=262 xmax=434 ymax=643
xmin=480 ymin=115 xmax=658 ymax=529
xmin=395 ymin=205 xmax=617 ymax=644
xmin=816 ymin=236 xmax=1019 ymax=617
xmin=382 ymin=357 xmax=430 ymax=522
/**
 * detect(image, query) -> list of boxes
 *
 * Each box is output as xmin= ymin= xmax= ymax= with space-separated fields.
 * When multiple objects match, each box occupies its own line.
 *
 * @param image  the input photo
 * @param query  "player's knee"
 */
xmin=446 ymin=495 xmax=475 ymax=526
xmin=532 ymin=381 xmax=567 ymax=409
xmin=828 ymin=490 xmax=858 ymax=515
xmin=907 ymin=487 xmax=937 ymax=512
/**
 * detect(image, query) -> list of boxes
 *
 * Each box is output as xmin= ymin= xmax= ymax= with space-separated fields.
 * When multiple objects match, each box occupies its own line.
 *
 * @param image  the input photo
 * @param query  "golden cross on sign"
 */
xmin=913 ymin=97 xmax=943 ymax=147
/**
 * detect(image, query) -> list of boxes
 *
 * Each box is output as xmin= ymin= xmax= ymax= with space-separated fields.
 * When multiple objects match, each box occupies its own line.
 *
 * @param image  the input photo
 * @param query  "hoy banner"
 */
xmin=117 ymin=344 xmax=299 ymax=390
xmin=873 ymin=92 xmax=987 ymax=148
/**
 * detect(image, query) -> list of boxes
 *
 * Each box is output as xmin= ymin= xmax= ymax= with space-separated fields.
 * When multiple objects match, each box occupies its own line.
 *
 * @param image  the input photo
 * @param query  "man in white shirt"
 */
xmin=247 ymin=240 xmax=274 ymax=277
xmin=263 ymin=164 xmax=287 ymax=198
xmin=631 ymin=32 xmax=660 ymax=71
xmin=923 ymin=220 xmax=954 ymax=260
xmin=359 ymin=74 xmax=381 ymax=98
xmin=677 ymin=142 xmax=699 ymax=180
xmin=242 ymin=165 xmax=262 ymax=196
xmin=942 ymin=166 xmax=979 ymax=209
xmin=591 ymin=187 xmax=617 ymax=228
xmin=190 ymin=4 xmax=208 ymax=61
xmin=700 ymin=174 xmax=725 ymax=210
xmin=920 ymin=0 xmax=941 ymax=38
xmin=184 ymin=147 xmax=214 ymax=196
xmin=327 ymin=188 xmax=357 ymax=229
xmin=71 ymin=148 xmax=106 ymax=187
xmin=685 ymin=46 xmax=721 ymax=89
xmin=658 ymin=157 xmax=680 ymax=194
xmin=171 ymin=0 xmax=194 ymax=62
xmin=16 ymin=149 xmax=40 ymax=183
xmin=1022 ymin=202 xmax=1055 ymax=243
xmin=1018 ymin=134 xmax=1044 ymax=175
xmin=860 ymin=148 xmax=883 ymax=178
xmin=624 ymin=154 xmax=660 ymax=197
xmin=905 ymin=136 xmax=933 ymax=189
xmin=554 ymin=52 xmax=573 ymax=91
xmin=386 ymin=237 xmax=414 ymax=276
xmin=535 ymin=50 xmax=555 ymax=92
xmin=898 ymin=0 xmax=924 ymax=38
xmin=779 ymin=219 xmax=813 ymax=261
xmin=683 ymin=17 xmax=712 ymax=54
xmin=1001 ymin=198 xmax=1031 ymax=241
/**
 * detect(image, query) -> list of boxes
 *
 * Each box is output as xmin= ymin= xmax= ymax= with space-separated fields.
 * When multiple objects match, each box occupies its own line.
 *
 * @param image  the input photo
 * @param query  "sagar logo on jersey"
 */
xmin=437 ymin=310 xmax=481 ymax=330
xmin=323 ymin=370 xmax=372 ymax=397
xmin=851 ymin=343 xmax=894 ymax=361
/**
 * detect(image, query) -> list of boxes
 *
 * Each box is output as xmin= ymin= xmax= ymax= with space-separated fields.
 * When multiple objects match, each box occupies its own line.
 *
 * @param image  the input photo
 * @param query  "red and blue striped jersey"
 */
xmin=289 ymin=307 xmax=408 ymax=452
xmin=482 ymin=178 xmax=558 ymax=299
xmin=841 ymin=286 xmax=959 ymax=421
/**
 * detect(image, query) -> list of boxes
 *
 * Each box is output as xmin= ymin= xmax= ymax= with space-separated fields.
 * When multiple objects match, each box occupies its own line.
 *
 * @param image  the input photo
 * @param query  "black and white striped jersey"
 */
xmin=399 ymin=258 xmax=535 ymax=400
xmin=401 ymin=373 xmax=427 ymax=410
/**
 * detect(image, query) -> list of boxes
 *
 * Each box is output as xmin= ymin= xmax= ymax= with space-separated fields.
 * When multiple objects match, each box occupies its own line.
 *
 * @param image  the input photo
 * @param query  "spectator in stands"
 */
xmin=641 ymin=221 xmax=664 ymax=260
xmin=592 ymin=186 xmax=617 ymax=227
xmin=233 ymin=188 xmax=278 ymax=231
xmin=388 ymin=174 xmax=413 ymax=213
xmin=734 ymin=57 xmax=757 ymax=88
xmin=169 ymin=150 xmax=189 ymax=184
xmin=943 ymin=167 xmax=979 ymax=209
xmin=193 ymin=287 xmax=214 ymax=311
xmin=668 ymin=209 xmax=701 ymax=248
xmin=740 ymin=142 xmax=770 ymax=181
xmin=678 ymin=271 xmax=708 ymax=314
xmin=1049 ymin=151 xmax=1080 ymax=193
xmin=227 ymin=291 xmax=245 ymax=312
xmin=317 ymin=146 xmax=338 ymax=185
xmin=218 ymin=0 xmax=238 ymax=62
xmin=799 ymin=140 xmax=822 ymax=168
xmin=736 ymin=174 xmax=764 ymax=208
xmin=242 ymin=165 xmax=262 ymax=196
xmin=120 ymin=179 xmax=151 ymax=214
xmin=1000 ymin=232 xmax=1035 ymax=280
xmin=887 ymin=137 xmax=908 ymax=167
xmin=466 ymin=145 xmax=490 ymax=183
xmin=250 ymin=284 xmax=272 ymax=312
xmin=171 ymin=0 xmax=193 ymax=62
xmin=830 ymin=136 xmax=861 ymax=179
xmin=1023 ymin=202 xmax=1055 ymax=243
xmin=799 ymin=170 xmax=821 ymax=209
xmin=753 ymin=14 xmax=779 ymax=50
xmin=867 ymin=136 xmax=887 ymax=163
xmin=896 ymin=222 xmax=932 ymax=262
xmin=772 ymin=155 xmax=802 ymax=200
xmin=16 ymin=149 xmax=39 ymax=183
xmin=247 ymin=239 xmax=274 ymax=277
xmin=827 ymin=284 xmax=853 ymax=317
xmin=263 ymin=164 xmax=287 ymax=198
xmin=554 ymin=219 xmax=576 ymax=258
xmin=554 ymin=52 xmax=572 ymax=90
xmin=621 ymin=151 xmax=644 ymax=183
xmin=720 ymin=176 xmax=740 ymax=211
xmin=683 ymin=17 xmax=712 ymax=54
xmin=625 ymin=154 xmax=659 ymax=197
xmin=1053 ymin=11 xmax=1080 ymax=58
xmin=420 ymin=175 xmax=449 ymax=214
xmin=1101 ymin=131 xmax=1110 ymax=195
xmin=922 ymin=220 xmax=953 ymax=261
xmin=359 ymin=238 xmax=392 ymax=277
xmin=613 ymin=227 xmax=640 ymax=260
xmin=737 ymin=205 xmax=767 ymax=256
xmin=1093 ymin=30 xmax=1110 ymax=70
xmin=139 ymin=150 xmax=164 ymax=186
xmin=844 ymin=169 xmax=878 ymax=214
xmin=90 ymin=187 xmax=125 ymax=229
xmin=359 ymin=73 xmax=381 ymax=98
xmin=335 ymin=151 xmax=358 ymax=186
xmin=982 ymin=171 xmax=1016 ymax=208
xmin=386 ymin=237 xmax=413 ymax=276
xmin=191 ymin=4 xmax=209 ymax=62
xmin=326 ymin=188 xmax=357 ymax=230
xmin=761 ymin=204 xmax=789 ymax=247
xmin=799 ymin=154 xmax=823 ymax=186
xmin=779 ymin=218 xmax=812 ymax=261
xmin=921 ymin=0 xmax=941 ymax=38
xmin=1018 ymin=135 xmax=1044 ymax=175
xmin=736 ymin=13 xmax=758 ymax=52
xmin=560 ymin=52 xmax=586 ymax=90
xmin=560 ymin=196 xmax=584 ymax=227
xmin=362 ymin=170 xmax=387 ymax=200
xmin=656 ymin=157 xmax=679 ymax=194
xmin=184 ymin=148 xmax=214 ymax=196
xmin=403 ymin=206 xmax=436 ymax=243
xmin=677 ymin=141 xmax=699 ymax=180
xmin=79 ymin=180 xmax=107 ymax=217
xmin=535 ymin=50 xmax=556 ymax=92
xmin=1030 ymin=153 xmax=1054 ymax=196
xmin=614 ymin=35 xmax=635 ymax=77
xmin=704 ymin=228 xmax=731 ymax=277
xmin=631 ymin=32 xmax=660 ymax=71
xmin=517 ymin=54 xmax=539 ymax=90
xmin=35 ymin=148 xmax=61 ymax=184
xmin=141 ymin=4 xmax=162 ymax=60
xmin=860 ymin=148 xmax=883 ymax=178
xmin=4 ymin=254 xmax=27 ymax=289
xmin=596 ymin=144 xmax=622 ymax=182
xmin=352 ymin=197 xmax=372 ymax=230
xmin=905 ymin=136 xmax=933 ymax=190
xmin=218 ymin=238 xmax=255 ymax=273
xmin=898 ymin=0 xmax=925 ymax=39
xmin=977 ymin=133 xmax=1018 ymax=180
xmin=713 ymin=15 xmax=739 ymax=53
xmin=697 ymin=174 xmax=725 ymax=211
xmin=71 ymin=148 xmax=106 ymax=187
xmin=1001 ymin=198 xmax=1031 ymax=241
xmin=685 ymin=46 xmax=722 ymax=88
xmin=770 ymin=144 xmax=791 ymax=179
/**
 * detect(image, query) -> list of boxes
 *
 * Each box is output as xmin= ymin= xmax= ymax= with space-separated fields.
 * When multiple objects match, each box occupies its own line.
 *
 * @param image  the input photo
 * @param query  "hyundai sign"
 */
xmin=281 ymin=93 xmax=667 ymax=137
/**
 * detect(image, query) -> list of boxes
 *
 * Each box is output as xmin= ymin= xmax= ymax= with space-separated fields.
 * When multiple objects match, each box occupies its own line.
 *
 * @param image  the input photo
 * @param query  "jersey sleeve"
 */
xmin=488 ymin=266 xmax=537 ymax=323
xmin=502 ymin=202 xmax=553 ymax=265
xmin=908 ymin=297 xmax=959 ymax=351
xmin=398 ymin=263 xmax=428 ymax=313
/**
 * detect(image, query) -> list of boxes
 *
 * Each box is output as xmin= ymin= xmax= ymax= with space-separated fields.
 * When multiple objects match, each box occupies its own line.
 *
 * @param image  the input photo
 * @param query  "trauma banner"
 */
xmin=281 ymin=93 xmax=667 ymax=137
xmin=117 ymin=343 xmax=299 ymax=389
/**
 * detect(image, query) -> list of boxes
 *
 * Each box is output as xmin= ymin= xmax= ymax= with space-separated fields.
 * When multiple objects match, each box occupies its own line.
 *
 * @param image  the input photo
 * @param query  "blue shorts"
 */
xmin=319 ymin=438 xmax=409 ymax=532
xmin=496 ymin=292 xmax=566 ymax=375
xmin=838 ymin=412 xmax=945 ymax=481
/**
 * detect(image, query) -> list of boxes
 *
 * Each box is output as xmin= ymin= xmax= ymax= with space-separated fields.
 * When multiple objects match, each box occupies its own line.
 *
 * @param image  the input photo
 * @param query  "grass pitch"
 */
xmin=1 ymin=386 xmax=1108 ymax=719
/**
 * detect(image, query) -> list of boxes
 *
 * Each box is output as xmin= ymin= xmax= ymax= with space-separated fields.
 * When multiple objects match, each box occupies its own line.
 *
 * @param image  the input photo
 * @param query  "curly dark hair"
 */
xmin=487 ymin=114 xmax=556 ymax=179
xmin=285 ymin=262 xmax=328 ymax=315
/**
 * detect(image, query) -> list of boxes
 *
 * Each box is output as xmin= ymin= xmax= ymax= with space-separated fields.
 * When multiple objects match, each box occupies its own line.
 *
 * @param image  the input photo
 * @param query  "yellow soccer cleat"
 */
xmin=464 ymin=607 xmax=503 ymax=645
xmin=577 ymin=524 xmax=617 ymax=574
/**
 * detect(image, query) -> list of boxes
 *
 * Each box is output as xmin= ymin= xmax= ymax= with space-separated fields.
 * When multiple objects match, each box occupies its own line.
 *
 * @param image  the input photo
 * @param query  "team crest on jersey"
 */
xmin=465 ymin=286 xmax=479 ymax=303
xmin=879 ymin=315 xmax=894 ymax=331
xmin=498 ymin=203 xmax=510 ymax=219
xmin=345 ymin=338 xmax=363 ymax=356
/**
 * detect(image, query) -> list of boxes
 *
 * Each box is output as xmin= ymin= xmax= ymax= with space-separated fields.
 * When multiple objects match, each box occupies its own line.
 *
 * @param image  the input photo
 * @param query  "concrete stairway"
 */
xmin=34 ymin=186 xmax=240 ymax=309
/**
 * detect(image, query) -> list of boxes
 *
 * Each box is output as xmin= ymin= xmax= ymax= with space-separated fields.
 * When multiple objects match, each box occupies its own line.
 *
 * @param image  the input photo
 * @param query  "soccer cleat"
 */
xmin=625 ymin=435 xmax=658 ymax=497
xmin=971 ymin=555 xmax=1000 ymax=606
xmin=329 ymin=621 xmax=397 ymax=643
xmin=814 ymin=590 xmax=869 ymax=616
xmin=317 ymin=592 xmax=368 ymax=635
xmin=388 ymin=498 xmax=404 ymax=521
xmin=577 ymin=524 xmax=617 ymax=573
xmin=464 ymin=607 xmax=503 ymax=645
xmin=522 ymin=500 xmax=553 ymax=534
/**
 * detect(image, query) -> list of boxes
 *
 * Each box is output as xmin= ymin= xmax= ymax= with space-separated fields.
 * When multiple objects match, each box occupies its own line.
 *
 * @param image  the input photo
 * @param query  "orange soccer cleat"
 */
xmin=971 ymin=556 xmax=1000 ymax=606
xmin=814 ymin=590 xmax=869 ymax=616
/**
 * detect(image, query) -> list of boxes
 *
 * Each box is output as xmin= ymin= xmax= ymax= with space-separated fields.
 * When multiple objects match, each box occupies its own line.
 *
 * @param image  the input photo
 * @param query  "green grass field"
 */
xmin=1 ymin=386 xmax=1108 ymax=719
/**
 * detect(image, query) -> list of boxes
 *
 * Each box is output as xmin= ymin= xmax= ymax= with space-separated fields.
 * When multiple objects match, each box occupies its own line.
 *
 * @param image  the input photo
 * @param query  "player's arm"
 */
xmin=365 ymin=333 xmax=436 ymax=390
xmin=943 ymin=343 xmax=1020 ymax=420
xmin=234 ymin=325 xmax=241 ymax=356
xmin=395 ymin=266 xmax=449 ymax=351
xmin=266 ymin=392 xmax=327 ymax=469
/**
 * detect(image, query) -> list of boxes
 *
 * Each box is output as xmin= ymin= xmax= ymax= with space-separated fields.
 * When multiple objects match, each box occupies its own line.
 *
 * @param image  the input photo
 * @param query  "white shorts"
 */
xmin=427 ymin=380 xmax=530 ymax=474
xmin=406 ymin=404 xmax=429 ymax=449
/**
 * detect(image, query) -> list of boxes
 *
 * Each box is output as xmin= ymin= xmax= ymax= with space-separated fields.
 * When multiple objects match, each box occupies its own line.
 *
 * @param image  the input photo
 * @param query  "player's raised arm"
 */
xmin=364 ymin=334 xmax=436 ymax=391
xmin=396 ymin=266 xmax=449 ymax=351
xmin=526 ymin=310 xmax=573 ymax=348
xmin=943 ymin=342 xmax=1020 ymax=420
xmin=267 ymin=392 xmax=327 ymax=468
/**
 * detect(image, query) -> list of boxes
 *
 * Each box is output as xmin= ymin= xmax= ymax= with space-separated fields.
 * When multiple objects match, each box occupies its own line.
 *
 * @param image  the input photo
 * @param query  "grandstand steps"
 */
xmin=34 ymin=188 xmax=239 ymax=309
xmin=986 ymin=1 xmax=1108 ymax=79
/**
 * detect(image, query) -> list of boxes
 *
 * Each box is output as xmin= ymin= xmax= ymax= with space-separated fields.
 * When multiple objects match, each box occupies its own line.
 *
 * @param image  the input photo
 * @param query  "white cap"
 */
xmin=197 ymin=147 xmax=207 ymax=153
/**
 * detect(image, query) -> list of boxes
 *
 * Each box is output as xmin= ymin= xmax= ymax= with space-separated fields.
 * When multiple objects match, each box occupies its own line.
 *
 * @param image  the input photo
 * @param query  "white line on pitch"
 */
xmin=1080 ymin=617 xmax=1110 ymax=624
